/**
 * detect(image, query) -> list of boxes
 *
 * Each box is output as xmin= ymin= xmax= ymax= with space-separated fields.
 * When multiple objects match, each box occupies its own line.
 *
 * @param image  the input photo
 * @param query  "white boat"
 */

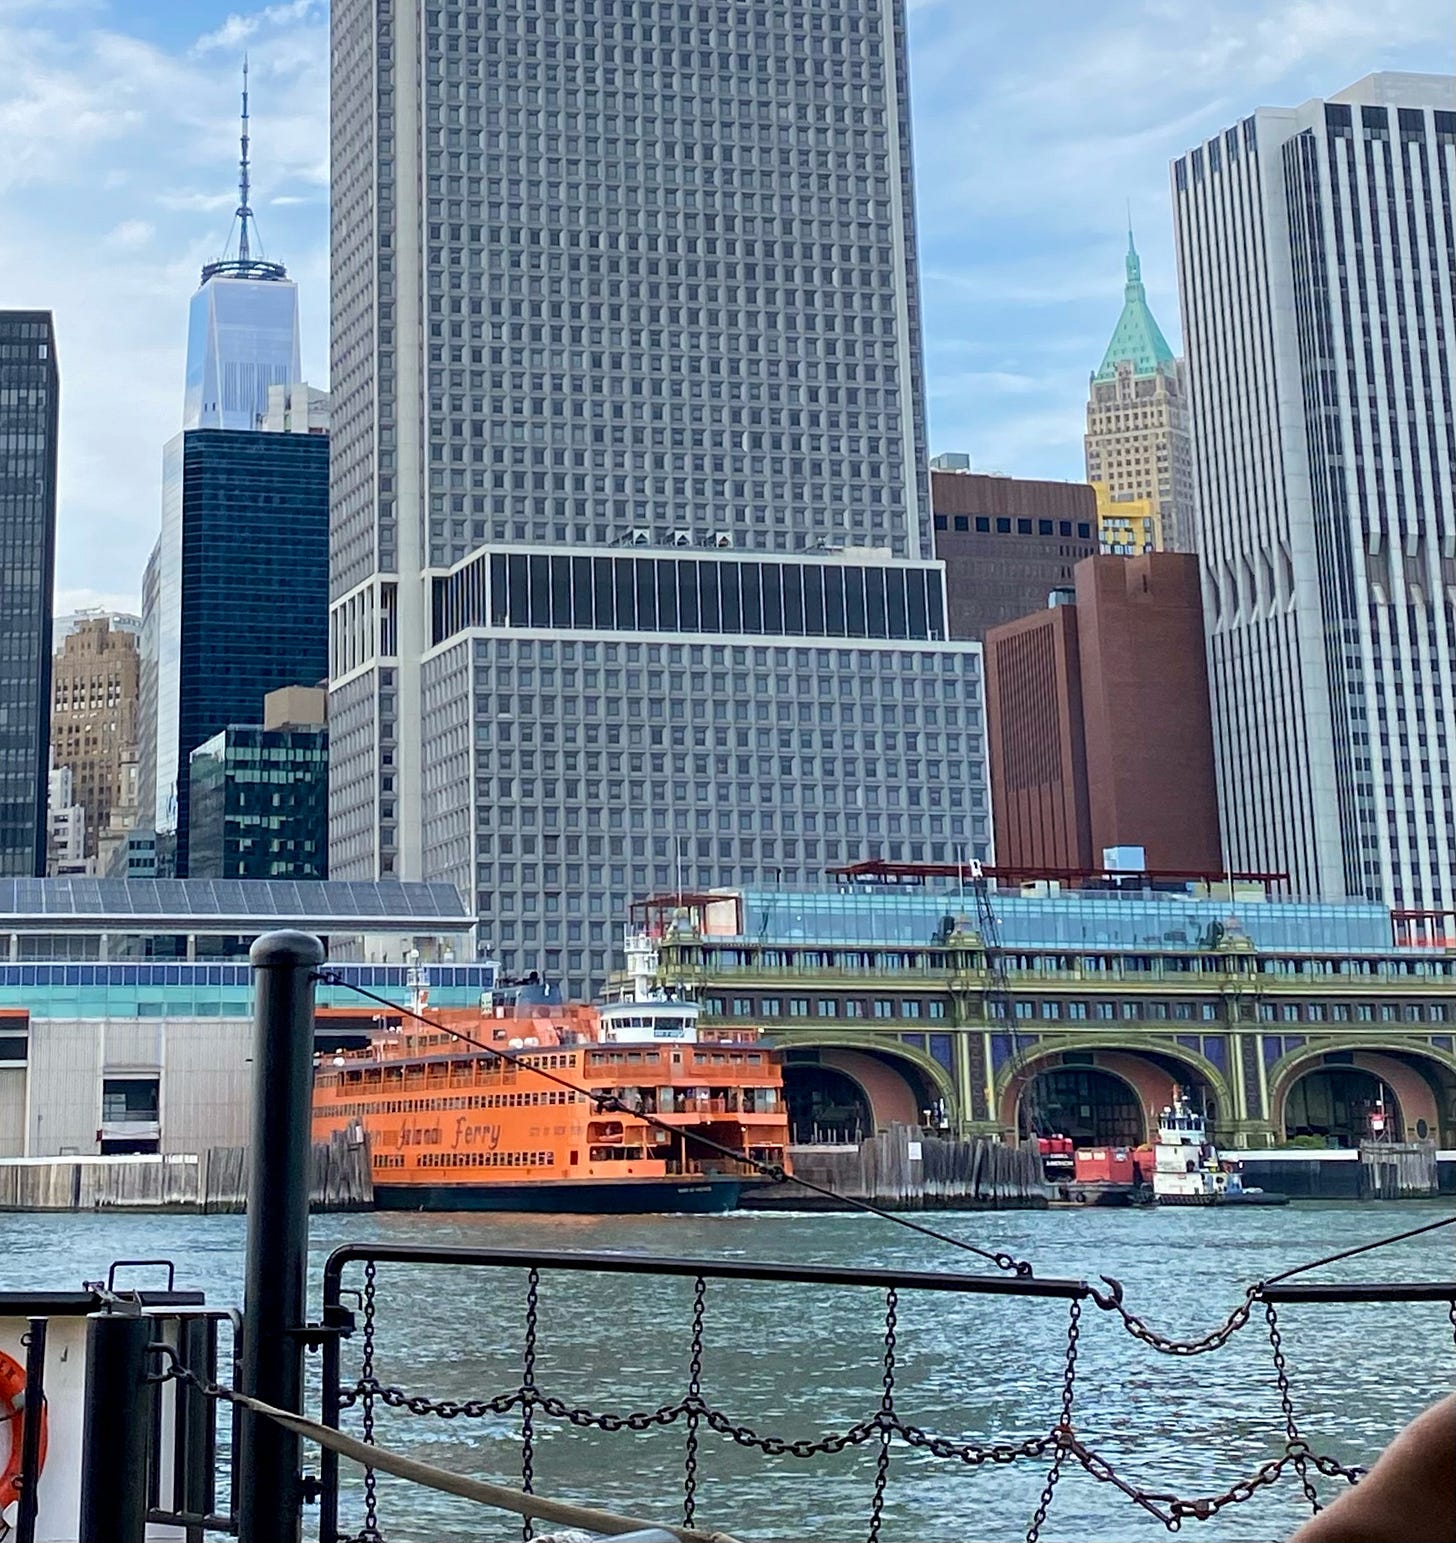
xmin=1151 ymin=1089 xmax=1288 ymax=1206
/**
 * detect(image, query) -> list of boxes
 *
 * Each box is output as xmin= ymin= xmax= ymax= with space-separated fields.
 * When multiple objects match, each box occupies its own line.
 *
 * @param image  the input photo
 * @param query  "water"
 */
xmin=1 ymin=1203 xmax=1452 ymax=1542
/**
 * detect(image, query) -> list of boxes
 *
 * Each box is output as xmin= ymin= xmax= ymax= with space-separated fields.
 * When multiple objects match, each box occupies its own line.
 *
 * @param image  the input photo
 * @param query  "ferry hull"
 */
xmin=373 ymin=1176 xmax=749 ymax=1215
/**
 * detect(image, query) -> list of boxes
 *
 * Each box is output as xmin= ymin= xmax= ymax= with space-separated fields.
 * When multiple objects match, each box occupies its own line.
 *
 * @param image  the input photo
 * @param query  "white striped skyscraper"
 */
xmin=1173 ymin=73 xmax=1455 ymax=918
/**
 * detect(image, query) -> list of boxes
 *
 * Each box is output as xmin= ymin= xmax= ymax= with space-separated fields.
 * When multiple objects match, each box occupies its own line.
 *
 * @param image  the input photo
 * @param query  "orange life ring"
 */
xmin=0 ymin=1346 xmax=47 ymax=1512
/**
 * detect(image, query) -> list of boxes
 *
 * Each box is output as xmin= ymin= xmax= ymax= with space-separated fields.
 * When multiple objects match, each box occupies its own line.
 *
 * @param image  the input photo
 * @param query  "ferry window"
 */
xmin=928 ymin=1002 xmax=946 ymax=1019
xmin=843 ymin=1000 xmax=864 ymax=1018
xmin=900 ymin=1000 xmax=922 ymax=1018
xmin=1120 ymin=1003 xmax=1139 ymax=1020
xmin=789 ymin=998 xmax=809 ymax=1016
xmin=732 ymin=998 xmax=752 ymax=1015
xmin=815 ymin=999 xmax=838 ymax=1016
xmin=873 ymin=1000 xmax=893 ymax=1018
xmin=1201 ymin=1005 xmax=1218 ymax=1021
xmin=1280 ymin=1005 xmax=1299 ymax=1022
xmin=1013 ymin=1003 xmax=1034 ymax=1020
xmin=1041 ymin=1003 xmax=1061 ymax=1020
xmin=1173 ymin=1005 xmax=1195 ymax=1021
xmin=1066 ymin=1003 xmax=1088 ymax=1020
xmin=760 ymin=998 xmax=781 ymax=1017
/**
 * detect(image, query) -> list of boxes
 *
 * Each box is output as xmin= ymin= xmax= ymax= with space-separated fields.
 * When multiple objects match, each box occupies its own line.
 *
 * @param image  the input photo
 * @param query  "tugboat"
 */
xmin=1147 ymin=1089 xmax=1288 ymax=1206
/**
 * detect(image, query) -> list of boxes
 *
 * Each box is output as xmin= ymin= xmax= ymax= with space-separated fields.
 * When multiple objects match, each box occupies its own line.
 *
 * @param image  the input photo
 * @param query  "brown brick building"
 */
xmin=930 ymin=465 xmax=1099 ymax=639
xmin=50 ymin=617 xmax=140 ymax=860
xmin=985 ymin=553 xmax=1222 ymax=872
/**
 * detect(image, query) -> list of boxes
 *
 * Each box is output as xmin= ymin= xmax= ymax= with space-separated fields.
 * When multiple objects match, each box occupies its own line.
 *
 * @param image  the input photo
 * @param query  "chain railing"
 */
xmin=311 ymin=1242 xmax=1456 ymax=1543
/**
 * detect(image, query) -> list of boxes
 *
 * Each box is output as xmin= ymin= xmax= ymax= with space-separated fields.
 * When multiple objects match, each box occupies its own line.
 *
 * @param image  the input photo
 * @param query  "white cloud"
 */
xmin=194 ymin=0 xmax=320 ymax=54
xmin=103 ymin=218 xmax=154 ymax=250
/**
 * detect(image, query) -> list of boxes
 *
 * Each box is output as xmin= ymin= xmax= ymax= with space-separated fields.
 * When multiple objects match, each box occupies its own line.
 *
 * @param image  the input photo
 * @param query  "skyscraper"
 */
xmin=138 ymin=73 xmax=326 ymax=875
xmin=330 ymin=0 xmax=993 ymax=996
xmin=1173 ymin=73 xmax=1455 ymax=914
xmin=0 ymin=311 xmax=59 ymax=876
xmin=1083 ymin=232 xmax=1195 ymax=552
xmin=929 ymin=464 xmax=1098 ymax=638
xmin=985 ymin=555 xmax=1222 ymax=874
xmin=141 ymin=428 xmax=329 ymax=874
xmin=189 ymin=686 xmax=329 ymax=880
xmin=50 ymin=615 xmax=140 ymax=860
xmin=182 ymin=63 xmax=301 ymax=431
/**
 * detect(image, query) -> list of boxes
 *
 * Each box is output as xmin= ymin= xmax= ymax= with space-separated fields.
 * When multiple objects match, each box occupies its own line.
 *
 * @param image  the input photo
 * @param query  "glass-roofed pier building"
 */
xmin=631 ymin=863 xmax=1456 ymax=1152
xmin=0 ymin=878 xmax=484 ymax=1158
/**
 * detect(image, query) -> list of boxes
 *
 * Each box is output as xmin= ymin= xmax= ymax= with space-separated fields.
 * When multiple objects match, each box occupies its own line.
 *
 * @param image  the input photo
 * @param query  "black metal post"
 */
xmin=236 ymin=930 xmax=324 ymax=1543
xmin=78 ymin=1311 xmax=153 ymax=1543
xmin=175 ymin=1314 xmax=217 ymax=1534
xmin=15 ymin=1317 xmax=46 ymax=1543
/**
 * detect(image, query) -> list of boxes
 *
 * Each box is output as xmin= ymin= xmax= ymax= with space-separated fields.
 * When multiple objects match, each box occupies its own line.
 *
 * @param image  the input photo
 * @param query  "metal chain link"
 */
xmin=865 ymin=1287 xmax=897 ymax=1543
xmin=1095 ymin=1278 xmax=1258 ymax=1356
xmin=356 ymin=1258 xmax=382 ymax=1543
xmin=1266 ymin=1300 xmax=1321 ymax=1515
xmin=683 ymin=1276 xmax=705 ymax=1529
xmin=1026 ymin=1297 xmax=1080 ymax=1543
xmin=521 ymin=1268 xmax=540 ymax=1543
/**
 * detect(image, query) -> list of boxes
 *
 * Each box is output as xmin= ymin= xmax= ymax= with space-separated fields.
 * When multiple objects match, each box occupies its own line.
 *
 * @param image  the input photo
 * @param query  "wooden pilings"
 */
xmin=745 ymin=1124 xmax=1053 ymax=1211
xmin=0 ymin=1130 xmax=373 ymax=1213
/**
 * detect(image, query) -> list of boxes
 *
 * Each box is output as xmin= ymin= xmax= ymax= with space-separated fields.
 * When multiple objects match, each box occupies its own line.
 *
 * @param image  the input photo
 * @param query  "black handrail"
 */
xmin=322 ymin=1242 xmax=1092 ymax=1299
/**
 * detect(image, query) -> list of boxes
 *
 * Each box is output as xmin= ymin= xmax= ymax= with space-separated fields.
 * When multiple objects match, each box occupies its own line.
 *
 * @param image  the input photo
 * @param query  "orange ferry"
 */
xmin=312 ymin=941 xmax=790 ymax=1214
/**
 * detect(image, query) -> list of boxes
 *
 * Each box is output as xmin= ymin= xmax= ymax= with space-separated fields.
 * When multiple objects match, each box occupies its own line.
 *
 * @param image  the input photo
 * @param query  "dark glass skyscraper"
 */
xmin=189 ymin=717 xmax=329 ymax=880
xmin=0 ymin=311 xmax=59 ymax=876
xmin=143 ymin=429 xmax=329 ymax=873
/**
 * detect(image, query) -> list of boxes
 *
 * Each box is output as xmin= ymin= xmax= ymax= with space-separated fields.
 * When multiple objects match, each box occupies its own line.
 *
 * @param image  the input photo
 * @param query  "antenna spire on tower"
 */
xmin=200 ymin=56 xmax=287 ymax=284
xmin=238 ymin=55 xmax=252 ymax=264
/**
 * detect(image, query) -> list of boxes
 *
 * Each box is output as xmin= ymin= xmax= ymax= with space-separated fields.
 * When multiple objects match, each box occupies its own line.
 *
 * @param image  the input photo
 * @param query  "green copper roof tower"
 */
xmin=1094 ymin=228 xmax=1176 ymax=381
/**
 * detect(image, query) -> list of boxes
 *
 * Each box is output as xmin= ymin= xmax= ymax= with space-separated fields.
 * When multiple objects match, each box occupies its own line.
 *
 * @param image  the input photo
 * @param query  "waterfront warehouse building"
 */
xmin=0 ymin=311 xmax=60 ymax=878
xmin=328 ymin=0 xmax=993 ymax=1000
xmin=0 ymin=877 xmax=480 ymax=1157
xmin=1173 ymin=74 xmax=1456 ymax=914
xmin=633 ymin=870 xmax=1456 ymax=1152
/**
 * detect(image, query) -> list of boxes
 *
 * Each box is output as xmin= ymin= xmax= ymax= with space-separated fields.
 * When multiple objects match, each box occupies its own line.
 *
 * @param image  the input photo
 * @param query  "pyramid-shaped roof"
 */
xmin=1094 ymin=230 xmax=1176 ymax=381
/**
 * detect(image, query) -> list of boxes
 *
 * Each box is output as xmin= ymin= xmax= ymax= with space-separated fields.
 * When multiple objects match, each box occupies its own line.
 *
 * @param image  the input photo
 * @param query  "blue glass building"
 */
xmin=0 ymin=312 xmax=58 ymax=876
xmin=144 ymin=430 xmax=329 ymax=873
xmin=183 ymin=276 xmax=301 ymax=432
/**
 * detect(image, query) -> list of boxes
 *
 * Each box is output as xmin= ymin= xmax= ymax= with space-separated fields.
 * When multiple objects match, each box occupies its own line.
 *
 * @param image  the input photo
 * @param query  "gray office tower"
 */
xmin=329 ymin=0 xmax=991 ymax=996
xmin=1173 ymin=74 xmax=1455 ymax=914
xmin=0 ymin=312 xmax=59 ymax=876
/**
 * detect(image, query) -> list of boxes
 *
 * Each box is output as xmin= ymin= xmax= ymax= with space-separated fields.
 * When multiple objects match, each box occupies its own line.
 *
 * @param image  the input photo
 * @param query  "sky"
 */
xmin=0 ymin=0 xmax=1449 ymax=616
